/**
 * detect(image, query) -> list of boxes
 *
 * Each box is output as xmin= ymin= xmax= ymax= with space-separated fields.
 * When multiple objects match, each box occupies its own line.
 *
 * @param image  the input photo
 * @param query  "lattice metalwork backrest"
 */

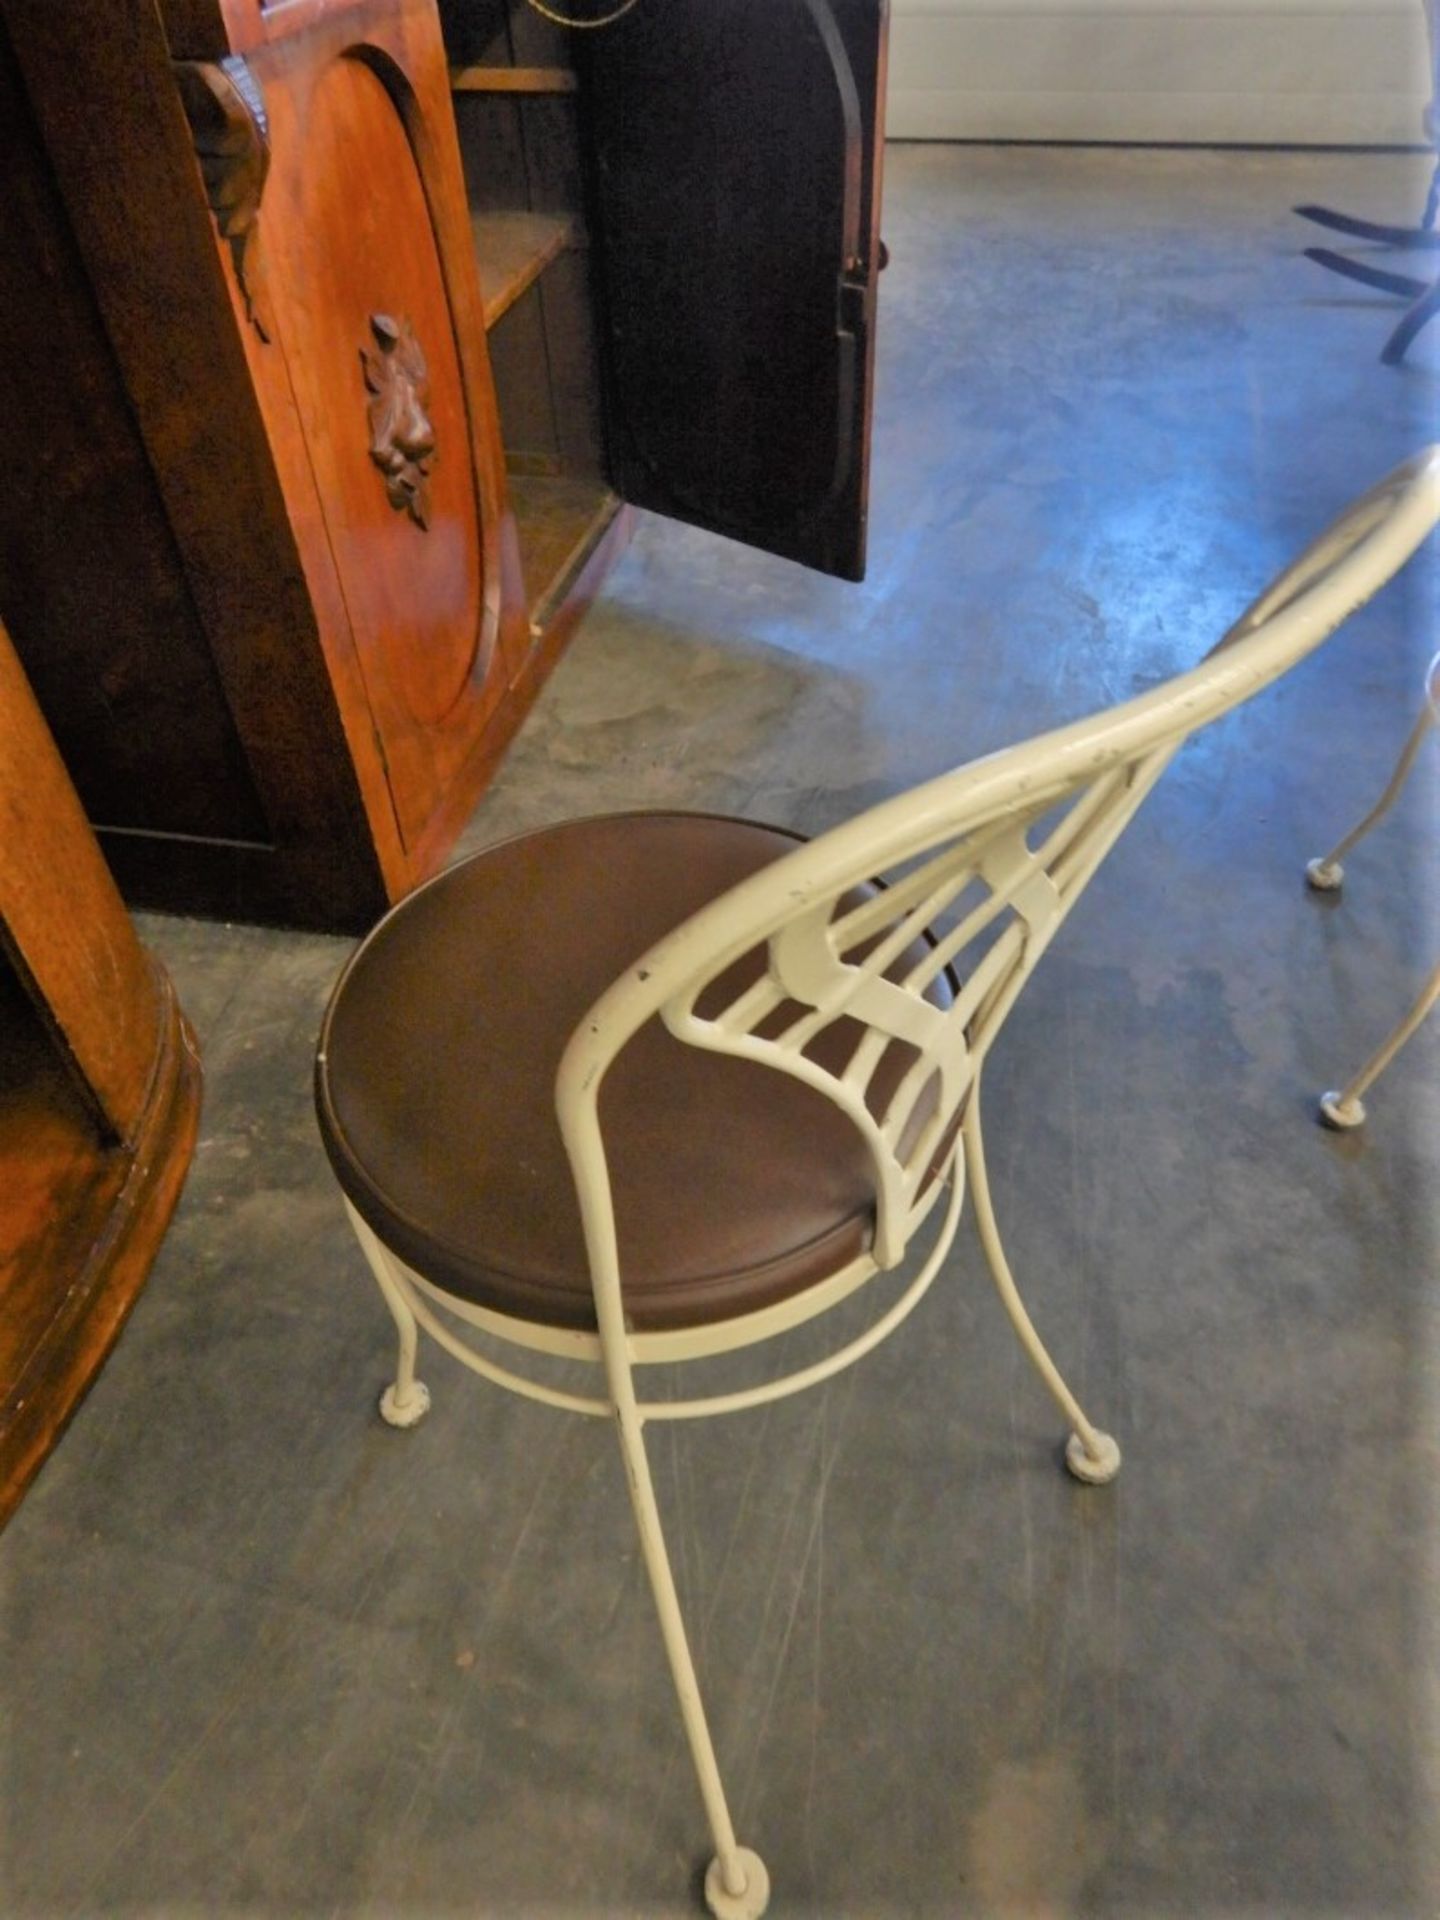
xmin=558 ymin=449 xmax=1440 ymax=1283
xmin=658 ymin=744 xmax=1175 ymax=1266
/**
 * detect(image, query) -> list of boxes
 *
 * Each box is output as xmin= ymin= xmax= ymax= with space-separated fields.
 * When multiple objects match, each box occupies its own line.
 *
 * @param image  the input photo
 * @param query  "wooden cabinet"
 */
xmin=0 ymin=0 xmax=887 ymax=932
xmin=0 ymin=615 xmax=200 ymax=1529
xmin=2 ymin=0 xmax=527 ymax=930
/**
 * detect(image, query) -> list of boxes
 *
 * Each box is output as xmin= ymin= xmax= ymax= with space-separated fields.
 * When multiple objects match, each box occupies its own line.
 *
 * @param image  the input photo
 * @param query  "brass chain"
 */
xmin=523 ymin=0 xmax=641 ymax=27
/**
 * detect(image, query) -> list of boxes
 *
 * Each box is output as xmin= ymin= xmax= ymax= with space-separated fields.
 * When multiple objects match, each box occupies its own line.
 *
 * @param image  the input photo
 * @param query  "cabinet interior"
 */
xmin=442 ymin=0 xmax=620 ymax=632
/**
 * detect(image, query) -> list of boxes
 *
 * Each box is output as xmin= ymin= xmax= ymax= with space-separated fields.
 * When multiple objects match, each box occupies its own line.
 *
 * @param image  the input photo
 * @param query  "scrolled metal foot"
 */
xmin=1318 ymin=1090 xmax=1366 ymax=1131
xmin=1306 ymin=856 xmax=1344 ymax=892
xmin=1065 ymin=1430 xmax=1121 ymax=1485
xmin=379 ymin=1380 xmax=432 ymax=1428
xmin=1381 ymin=273 xmax=1440 ymax=367
xmin=704 ymin=1849 xmax=770 ymax=1920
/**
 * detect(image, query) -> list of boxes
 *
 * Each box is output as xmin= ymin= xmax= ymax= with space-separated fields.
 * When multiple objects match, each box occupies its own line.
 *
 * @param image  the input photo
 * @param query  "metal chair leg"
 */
xmin=963 ymin=1082 xmax=1121 ymax=1485
xmin=346 ymin=1201 xmax=432 ymax=1428
xmin=613 ymin=1404 xmax=769 ymax=1919
xmin=1382 ymin=271 xmax=1440 ymax=364
xmin=1301 ymin=247 xmax=1430 ymax=300
xmin=1319 ymin=960 xmax=1440 ymax=1130
xmin=1308 ymin=661 xmax=1438 ymax=1128
xmin=1293 ymin=202 xmax=1440 ymax=250
xmin=1306 ymin=699 xmax=1436 ymax=892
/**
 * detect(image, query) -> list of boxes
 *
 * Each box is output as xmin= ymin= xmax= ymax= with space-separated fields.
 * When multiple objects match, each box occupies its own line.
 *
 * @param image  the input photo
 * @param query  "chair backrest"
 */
xmin=558 ymin=450 xmax=1440 ymax=1286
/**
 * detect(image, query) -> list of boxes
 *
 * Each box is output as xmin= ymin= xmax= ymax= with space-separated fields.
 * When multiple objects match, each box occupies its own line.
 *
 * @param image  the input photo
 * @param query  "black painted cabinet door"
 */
xmin=582 ymin=0 xmax=888 ymax=582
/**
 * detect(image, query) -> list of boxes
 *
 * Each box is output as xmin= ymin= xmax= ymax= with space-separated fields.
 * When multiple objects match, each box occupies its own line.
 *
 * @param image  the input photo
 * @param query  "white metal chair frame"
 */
xmin=1306 ymin=648 xmax=1440 ymax=1127
xmin=338 ymin=449 xmax=1439 ymax=1920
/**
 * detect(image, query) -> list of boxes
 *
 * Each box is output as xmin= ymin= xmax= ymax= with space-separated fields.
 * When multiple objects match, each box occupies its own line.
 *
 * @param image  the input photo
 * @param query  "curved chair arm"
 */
xmin=1210 ymin=450 xmax=1440 ymax=656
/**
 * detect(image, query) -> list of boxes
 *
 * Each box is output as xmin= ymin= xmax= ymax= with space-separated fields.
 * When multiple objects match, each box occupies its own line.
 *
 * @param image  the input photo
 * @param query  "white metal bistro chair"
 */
xmin=314 ymin=449 xmax=1439 ymax=1920
xmin=1305 ymin=647 xmax=1440 ymax=1127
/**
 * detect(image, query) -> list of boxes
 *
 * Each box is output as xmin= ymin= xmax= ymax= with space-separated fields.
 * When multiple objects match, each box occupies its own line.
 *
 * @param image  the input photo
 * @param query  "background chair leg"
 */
xmin=1306 ymin=698 xmax=1436 ymax=893
xmin=1381 ymin=272 xmax=1440 ymax=365
xmin=345 ymin=1205 xmax=432 ymax=1428
xmin=613 ymin=1406 xmax=769 ymax=1919
xmin=963 ymin=1088 xmax=1120 ymax=1485
xmin=1319 ymin=960 xmax=1440 ymax=1130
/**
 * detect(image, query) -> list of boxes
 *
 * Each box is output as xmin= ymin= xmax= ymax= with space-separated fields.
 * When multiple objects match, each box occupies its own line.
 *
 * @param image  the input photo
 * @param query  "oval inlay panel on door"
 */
xmin=263 ymin=47 xmax=489 ymax=844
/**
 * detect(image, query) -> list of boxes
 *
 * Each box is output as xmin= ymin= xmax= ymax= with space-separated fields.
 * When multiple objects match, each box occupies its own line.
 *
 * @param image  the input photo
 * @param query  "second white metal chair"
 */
xmin=1306 ymin=648 xmax=1440 ymax=1127
xmin=315 ymin=449 xmax=1440 ymax=1919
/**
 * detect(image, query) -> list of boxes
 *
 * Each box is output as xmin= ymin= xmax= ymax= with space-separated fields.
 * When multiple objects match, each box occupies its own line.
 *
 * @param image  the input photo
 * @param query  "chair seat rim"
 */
xmin=342 ymin=1160 xmax=954 ymax=1370
xmin=342 ymin=1146 xmax=963 ymax=1424
xmin=315 ymin=806 xmax=958 ymax=1337
xmin=323 ymin=1150 xmax=885 ymax=1335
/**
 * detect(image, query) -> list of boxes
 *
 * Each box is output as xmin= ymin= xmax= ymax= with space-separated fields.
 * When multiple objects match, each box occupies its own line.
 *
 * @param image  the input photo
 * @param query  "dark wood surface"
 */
xmin=0 ymin=618 xmax=201 ymax=1530
xmin=0 ymin=32 xmax=274 ymax=851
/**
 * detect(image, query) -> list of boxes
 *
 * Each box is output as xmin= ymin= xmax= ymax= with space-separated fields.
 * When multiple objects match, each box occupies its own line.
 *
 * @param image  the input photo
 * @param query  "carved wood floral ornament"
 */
xmin=362 ymin=313 xmax=436 ymax=530
xmin=174 ymin=55 xmax=273 ymax=341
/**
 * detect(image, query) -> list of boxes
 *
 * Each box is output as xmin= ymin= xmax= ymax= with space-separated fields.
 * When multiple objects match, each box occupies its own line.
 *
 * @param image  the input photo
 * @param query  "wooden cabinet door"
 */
xmin=581 ymin=0 xmax=889 ymax=582
xmin=244 ymin=9 xmax=515 ymax=859
xmin=163 ymin=0 xmax=526 ymax=878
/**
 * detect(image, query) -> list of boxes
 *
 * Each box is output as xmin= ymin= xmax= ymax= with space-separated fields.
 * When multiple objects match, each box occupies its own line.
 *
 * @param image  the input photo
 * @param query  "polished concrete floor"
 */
xmin=5 ymin=147 xmax=1439 ymax=1918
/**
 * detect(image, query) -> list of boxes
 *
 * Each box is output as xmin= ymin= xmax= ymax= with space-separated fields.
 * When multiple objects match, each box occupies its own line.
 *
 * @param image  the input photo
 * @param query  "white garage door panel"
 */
xmin=888 ymin=0 xmax=1431 ymax=144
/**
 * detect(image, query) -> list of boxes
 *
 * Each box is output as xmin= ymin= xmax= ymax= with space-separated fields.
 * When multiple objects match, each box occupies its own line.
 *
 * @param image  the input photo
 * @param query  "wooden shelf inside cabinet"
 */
xmin=450 ymin=64 xmax=577 ymax=94
xmin=474 ymin=211 xmax=577 ymax=329
xmin=510 ymin=474 xmax=621 ymax=631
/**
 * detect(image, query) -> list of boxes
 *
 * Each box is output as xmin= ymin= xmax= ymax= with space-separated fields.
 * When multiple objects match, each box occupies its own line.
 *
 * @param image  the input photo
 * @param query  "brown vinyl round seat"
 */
xmin=316 ymin=811 xmax=946 ymax=1335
